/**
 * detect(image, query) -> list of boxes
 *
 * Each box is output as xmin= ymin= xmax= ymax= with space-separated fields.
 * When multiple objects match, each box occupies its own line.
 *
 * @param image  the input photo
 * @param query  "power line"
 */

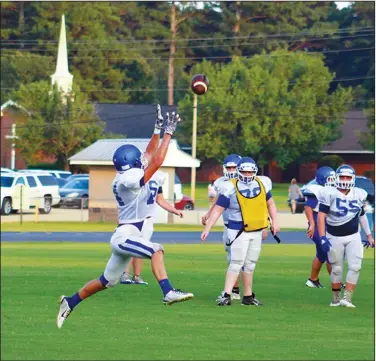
xmin=2 ymin=33 xmax=374 ymax=52
xmin=0 ymin=97 xmax=372 ymax=118
xmin=2 ymin=26 xmax=374 ymax=45
xmin=1 ymin=46 xmax=374 ymax=61
xmin=1 ymin=108 xmax=369 ymax=132
xmin=1 ymin=76 xmax=374 ymax=93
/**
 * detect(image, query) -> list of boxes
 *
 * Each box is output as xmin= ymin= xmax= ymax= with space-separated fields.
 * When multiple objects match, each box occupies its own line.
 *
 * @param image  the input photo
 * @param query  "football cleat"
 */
xmin=216 ymin=292 xmax=232 ymax=306
xmin=132 ymin=275 xmax=148 ymax=285
xmin=340 ymin=299 xmax=356 ymax=308
xmin=57 ymin=295 xmax=72 ymax=329
xmin=305 ymin=279 xmax=324 ymax=288
xmin=120 ymin=272 xmax=134 ymax=284
xmin=231 ymin=292 xmax=241 ymax=300
xmin=329 ymin=301 xmax=341 ymax=307
xmin=163 ymin=289 xmax=194 ymax=305
xmin=241 ymin=294 xmax=263 ymax=306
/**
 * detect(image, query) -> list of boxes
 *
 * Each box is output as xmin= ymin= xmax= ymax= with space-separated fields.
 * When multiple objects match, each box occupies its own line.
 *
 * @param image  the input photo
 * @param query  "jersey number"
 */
xmin=113 ymin=183 xmax=125 ymax=206
xmin=239 ymin=187 xmax=260 ymax=198
xmin=147 ymin=181 xmax=158 ymax=205
xmin=335 ymin=198 xmax=360 ymax=217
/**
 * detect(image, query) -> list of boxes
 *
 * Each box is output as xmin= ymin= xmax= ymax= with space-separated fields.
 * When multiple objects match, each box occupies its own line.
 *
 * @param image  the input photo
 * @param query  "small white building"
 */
xmin=69 ymin=138 xmax=200 ymax=223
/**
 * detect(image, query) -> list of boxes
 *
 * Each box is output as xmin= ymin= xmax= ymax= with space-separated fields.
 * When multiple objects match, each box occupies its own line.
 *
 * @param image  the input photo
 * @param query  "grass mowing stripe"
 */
xmin=1 ymin=243 xmax=374 ymax=360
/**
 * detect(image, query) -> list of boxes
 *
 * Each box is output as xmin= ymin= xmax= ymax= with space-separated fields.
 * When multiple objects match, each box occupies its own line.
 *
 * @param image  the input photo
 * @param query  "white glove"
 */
xmin=164 ymin=111 xmax=181 ymax=135
xmin=155 ymin=104 xmax=164 ymax=130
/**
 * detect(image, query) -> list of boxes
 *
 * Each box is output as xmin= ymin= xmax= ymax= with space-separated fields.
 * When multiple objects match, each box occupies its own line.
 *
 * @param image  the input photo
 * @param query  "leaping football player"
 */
xmin=57 ymin=105 xmax=193 ymax=328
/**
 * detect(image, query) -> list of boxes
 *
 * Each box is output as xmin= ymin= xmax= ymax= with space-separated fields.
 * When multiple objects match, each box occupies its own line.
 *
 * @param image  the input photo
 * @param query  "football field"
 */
xmin=1 ymin=242 xmax=374 ymax=360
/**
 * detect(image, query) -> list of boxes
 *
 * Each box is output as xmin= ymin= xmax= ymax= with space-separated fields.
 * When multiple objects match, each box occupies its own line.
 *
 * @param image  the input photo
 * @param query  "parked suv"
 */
xmin=1 ymin=171 xmax=61 ymax=215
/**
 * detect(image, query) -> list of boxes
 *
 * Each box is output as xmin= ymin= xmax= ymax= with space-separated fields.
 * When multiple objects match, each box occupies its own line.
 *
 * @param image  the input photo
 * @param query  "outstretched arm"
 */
xmin=144 ymin=104 xmax=164 ymax=163
xmin=143 ymin=111 xmax=181 ymax=184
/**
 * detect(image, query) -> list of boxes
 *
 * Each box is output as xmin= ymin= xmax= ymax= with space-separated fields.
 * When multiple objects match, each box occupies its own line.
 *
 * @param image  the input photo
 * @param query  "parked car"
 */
xmin=65 ymin=173 xmax=89 ymax=183
xmin=175 ymin=195 xmax=194 ymax=210
xmin=287 ymin=176 xmax=375 ymax=214
xmin=1 ymin=171 xmax=61 ymax=215
xmin=174 ymin=174 xmax=194 ymax=210
xmin=47 ymin=170 xmax=72 ymax=179
xmin=59 ymin=177 xmax=89 ymax=209
xmin=1 ymin=167 xmax=13 ymax=173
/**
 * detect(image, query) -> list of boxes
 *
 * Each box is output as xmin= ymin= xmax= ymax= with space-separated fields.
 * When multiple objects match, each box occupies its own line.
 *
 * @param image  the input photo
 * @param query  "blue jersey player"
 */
xmin=303 ymin=166 xmax=335 ymax=288
xmin=57 ymin=105 xmax=193 ymax=328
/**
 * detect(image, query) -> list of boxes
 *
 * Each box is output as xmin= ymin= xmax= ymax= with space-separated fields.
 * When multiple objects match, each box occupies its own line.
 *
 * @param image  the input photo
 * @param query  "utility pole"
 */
xmin=190 ymin=94 xmax=198 ymax=202
xmin=5 ymin=123 xmax=18 ymax=170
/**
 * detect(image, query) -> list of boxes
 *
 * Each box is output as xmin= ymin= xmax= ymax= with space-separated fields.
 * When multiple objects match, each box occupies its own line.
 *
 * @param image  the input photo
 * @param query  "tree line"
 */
xmin=0 ymin=1 xmax=374 ymax=169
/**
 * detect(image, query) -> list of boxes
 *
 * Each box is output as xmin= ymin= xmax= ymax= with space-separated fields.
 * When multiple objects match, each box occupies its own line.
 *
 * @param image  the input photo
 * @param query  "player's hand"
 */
xmin=201 ymin=213 xmax=210 ymax=225
xmin=201 ymin=230 xmax=209 ymax=242
xmin=174 ymin=209 xmax=183 ymax=218
xmin=362 ymin=235 xmax=375 ymax=249
xmin=320 ymin=236 xmax=332 ymax=253
xmin=262 ymin=229 xmax=268 ymax=240
xmin=306 ymin=224 xmax=315 ymax=239
xmin=271 ymin=223 xmax=280 ymax=235
xmin=164 ymin=111 xmax=181 ymax=135
xmin=155 ymin=104 xmax=164 ymax=130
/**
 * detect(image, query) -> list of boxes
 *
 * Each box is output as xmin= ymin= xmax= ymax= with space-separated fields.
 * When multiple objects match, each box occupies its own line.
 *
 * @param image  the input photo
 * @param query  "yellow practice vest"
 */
xmin=230 ymin=178 xmax=268 ymax=232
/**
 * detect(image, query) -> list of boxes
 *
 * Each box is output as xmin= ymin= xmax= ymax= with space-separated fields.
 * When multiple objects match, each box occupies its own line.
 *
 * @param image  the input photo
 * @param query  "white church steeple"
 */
xmin=51 ymin=15 xmax=73 ymax=95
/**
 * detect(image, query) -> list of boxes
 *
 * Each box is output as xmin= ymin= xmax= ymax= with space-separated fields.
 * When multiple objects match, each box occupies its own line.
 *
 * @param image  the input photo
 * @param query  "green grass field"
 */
xmin=1 ymin=242 xmax=374 ymax=360
xmin=183 ymin=182 xmax=295 ymax=211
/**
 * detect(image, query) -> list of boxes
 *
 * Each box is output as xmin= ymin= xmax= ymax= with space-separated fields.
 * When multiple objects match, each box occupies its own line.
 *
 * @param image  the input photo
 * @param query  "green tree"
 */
xmin=13 ymin=81 xmax=105 ymax=170
xmin=1 ymin=51 xmax=54 ymax=103
xmin=358 ymin=101 xmax=375 ymax=151
xmin=177 ymin=51 xmax=353 ymax=168
xmin=317 ymin=155 xmax=345 ymax=169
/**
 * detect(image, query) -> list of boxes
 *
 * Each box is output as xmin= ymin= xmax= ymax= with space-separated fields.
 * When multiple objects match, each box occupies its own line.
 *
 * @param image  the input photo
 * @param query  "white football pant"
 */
xmin=327 ymin=231 xmax=363 ymax=285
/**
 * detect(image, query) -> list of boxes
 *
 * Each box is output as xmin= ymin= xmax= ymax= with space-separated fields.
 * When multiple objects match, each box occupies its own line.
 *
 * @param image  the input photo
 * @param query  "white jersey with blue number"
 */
xmin=213 ymin=176 xmax=231 ymax=224
xmin=146 ymin=170 xmax=166 ymax=218
xmin=219 ymin=176 xmax=272 ymax=223
xmin=318 ymin=186 xmax=367 ymax=226
xmin=112 ymin=168 xmax=149 ymax=223
xmin=303 ymin=183 xmax=323 ymax=212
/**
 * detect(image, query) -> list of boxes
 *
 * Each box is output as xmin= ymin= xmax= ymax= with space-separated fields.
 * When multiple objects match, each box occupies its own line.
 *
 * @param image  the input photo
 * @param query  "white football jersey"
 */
xmin=213 ymin=176 xmax=231 ymax=224
xmin=146 ymin=170 xmax=166 ymax=218
xmin=112 ymin=168 xmax=150 ymax=223
xmin=303 ymin=183 xmax=323 ymax=212
xmin=318 ymin=186 xmax=367 ymax=226
xmin=218 ymin=176 xmax=272 ymax=223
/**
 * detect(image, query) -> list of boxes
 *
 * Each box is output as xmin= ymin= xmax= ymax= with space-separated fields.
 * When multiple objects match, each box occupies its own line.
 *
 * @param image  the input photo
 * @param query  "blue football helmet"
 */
xmin=236 ymin=157 xmax=258 ymax=184
xmin=112 ymin=144 xmax=146 ymax=172
xmin=315 ymin=166 xmax=335 ymax=187
xmin=335 ymin=164 xmax=356 ymax=189
xmin=223 ymin=154 xmax=241 ymax=179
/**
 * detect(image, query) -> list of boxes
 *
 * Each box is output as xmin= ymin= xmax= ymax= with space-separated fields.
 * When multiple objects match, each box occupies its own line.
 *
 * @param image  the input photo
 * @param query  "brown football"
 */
xmin=191 ymin=74 xmax=209 ymax=95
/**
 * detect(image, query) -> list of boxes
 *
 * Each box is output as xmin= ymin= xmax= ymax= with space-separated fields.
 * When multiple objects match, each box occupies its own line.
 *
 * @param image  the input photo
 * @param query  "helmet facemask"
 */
xmin=325 ymin=175 xmax=336 ymax=187
xmin=335 ymin=175 xmax=355 ymax=189
xmin=236 ymin=162 xmax=258 ymax=184
xmin=223 ymin=164 xmax=237 ymax=179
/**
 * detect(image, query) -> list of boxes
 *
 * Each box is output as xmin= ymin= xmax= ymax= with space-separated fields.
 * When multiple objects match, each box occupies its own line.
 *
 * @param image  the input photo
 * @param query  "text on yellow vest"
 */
xmin=230 ymin=178 xmax=268 ymax=232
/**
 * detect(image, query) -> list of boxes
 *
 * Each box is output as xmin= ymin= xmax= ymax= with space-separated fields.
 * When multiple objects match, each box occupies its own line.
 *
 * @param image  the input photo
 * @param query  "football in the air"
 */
xmin=191 ymin=74 xmax=209 ymax=95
